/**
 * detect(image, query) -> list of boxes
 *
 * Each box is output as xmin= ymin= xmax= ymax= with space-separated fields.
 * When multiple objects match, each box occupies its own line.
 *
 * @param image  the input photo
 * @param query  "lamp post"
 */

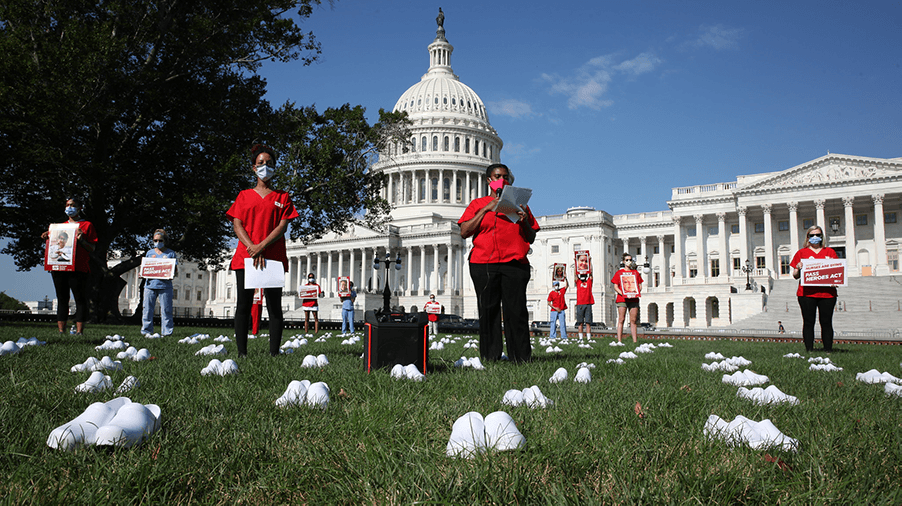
xmin=373 ymin=252 xmax=402 ymax=314
xmin=741 ymin=259 xmax=753 ymax=291
xmin=829 ymin=217 xmax=841 ymax=235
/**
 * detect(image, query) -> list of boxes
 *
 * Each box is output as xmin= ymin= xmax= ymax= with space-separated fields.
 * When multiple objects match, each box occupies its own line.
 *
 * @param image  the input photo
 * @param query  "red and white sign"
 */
xmin=620 ymin=272 xmax=639 ymax=298
xmin=425 ymin=301 xmax=441 ymax=314
xmin=337 ymin=276 xmax=351 ymax=297
xmin=140 ymin=258 xmax=176 ymax=279
xmin=44 ymin=223 xmax=78 ymax=272
xmin=298 ymin=285 xmax=320 ymax=299
xmin=801 ymin=258 xmax=847 ymax=287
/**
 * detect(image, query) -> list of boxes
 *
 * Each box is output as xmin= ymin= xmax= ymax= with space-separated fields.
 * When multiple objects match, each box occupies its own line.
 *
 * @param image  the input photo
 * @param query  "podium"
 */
xmin=363 ymin=311 xmax=428 ymax=374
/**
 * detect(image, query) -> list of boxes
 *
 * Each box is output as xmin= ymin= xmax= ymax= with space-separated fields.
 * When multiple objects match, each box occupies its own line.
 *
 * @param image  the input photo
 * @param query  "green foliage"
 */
xmin=2 ymin=326 xmax=901 ymax=503
xmin=274 ymin=103 xmax=410 ymax=242
xmin=0 ymin=291 xmax=29 ymax=311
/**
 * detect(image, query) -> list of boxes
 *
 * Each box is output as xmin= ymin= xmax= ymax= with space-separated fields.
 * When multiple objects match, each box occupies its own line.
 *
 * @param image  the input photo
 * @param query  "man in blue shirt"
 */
xmin=340 ymin=281 xmax=357 ymax=334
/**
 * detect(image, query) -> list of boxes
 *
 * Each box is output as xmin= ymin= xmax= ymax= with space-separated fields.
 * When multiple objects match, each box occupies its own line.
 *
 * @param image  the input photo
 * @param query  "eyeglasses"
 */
xmin=807 ymin=233 xmax=823 ymax=238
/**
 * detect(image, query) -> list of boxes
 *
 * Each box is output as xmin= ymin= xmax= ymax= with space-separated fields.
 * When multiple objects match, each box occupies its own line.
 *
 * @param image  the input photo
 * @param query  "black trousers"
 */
xmin=798 ymin=296 xmax=836 ymax=351
xmin=469 ymin=261 xmax=532 ymax=362
xmin=234 ymin=269 xmax=283 ymax=356
xmin=51 ymin=271 xmax=89 ymax=323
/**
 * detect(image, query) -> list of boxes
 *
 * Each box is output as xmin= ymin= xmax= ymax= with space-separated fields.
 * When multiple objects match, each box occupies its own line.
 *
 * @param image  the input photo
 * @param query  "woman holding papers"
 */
xmin=141 ymin=229 xmax=177 ymax=337
xmin=458 ymin=163 xmax=539 ymax=363
xmin=790 ymin=225 xmax=838 ymax=352
xmin=41 ymin=197 xmax=98 ymax=337
xmin=227 ymin=144 xmax=298 ymax=357
xmin=611 ymin=253 xmax=643 ymax=344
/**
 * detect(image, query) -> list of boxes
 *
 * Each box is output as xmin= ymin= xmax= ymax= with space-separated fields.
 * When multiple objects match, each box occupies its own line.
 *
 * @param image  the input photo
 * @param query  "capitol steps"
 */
xmin=726 ymin=275 xmax=902 ymax=332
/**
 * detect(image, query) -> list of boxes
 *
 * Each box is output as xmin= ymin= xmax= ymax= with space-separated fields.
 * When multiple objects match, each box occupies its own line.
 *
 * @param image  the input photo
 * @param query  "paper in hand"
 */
xmin=493 ymin=185 xmax=532 ymax=222
xmin=243 ymin=258 xmax=285 ymax=288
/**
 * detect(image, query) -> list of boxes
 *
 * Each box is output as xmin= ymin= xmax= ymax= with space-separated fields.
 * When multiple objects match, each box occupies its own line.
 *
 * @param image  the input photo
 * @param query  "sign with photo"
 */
xmin=552 ymin=263 xmax=567 ymax=281
xmin=337 ymin=276 xmax=351 ymax=297
xmin=139 ymin=257 xmax=177 ymax=279
xmin=574 ymin=250 xmax=592 ymax=276
xmin=298 ymin=284 xmax=320 ymax=299
xmin=800 ymin=258 xmax=847 ymax=287
xmin=619 ymin=272 xmax=640 ymax=298
xmin=44 ymin=223 xmax=79 ymax=272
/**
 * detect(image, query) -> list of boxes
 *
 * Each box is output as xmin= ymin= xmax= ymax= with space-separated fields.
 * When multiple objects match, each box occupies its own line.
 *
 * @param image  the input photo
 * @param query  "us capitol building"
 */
xmin=118 ymin=16 xmax=902 ymax=329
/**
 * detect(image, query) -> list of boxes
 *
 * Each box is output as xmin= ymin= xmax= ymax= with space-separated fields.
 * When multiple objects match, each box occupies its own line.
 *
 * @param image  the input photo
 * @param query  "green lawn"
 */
xmin=1 ymin=322 xmax=901 ymax=504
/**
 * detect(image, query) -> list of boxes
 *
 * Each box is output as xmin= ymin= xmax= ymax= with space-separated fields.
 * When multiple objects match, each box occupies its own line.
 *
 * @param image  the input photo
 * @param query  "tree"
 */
xmin=0 ymin=292 xmax=29 ymax=311
xmin=0 ymin=0 xmax=401 ymax=321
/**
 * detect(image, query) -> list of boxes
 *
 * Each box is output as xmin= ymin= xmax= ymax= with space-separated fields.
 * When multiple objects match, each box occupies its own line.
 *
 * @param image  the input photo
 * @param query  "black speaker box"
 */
xmin=363 ymin=310 xmax=429 ymax=373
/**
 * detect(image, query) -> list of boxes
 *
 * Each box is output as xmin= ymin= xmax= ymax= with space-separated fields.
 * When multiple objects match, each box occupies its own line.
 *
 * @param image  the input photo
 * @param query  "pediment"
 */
xmin=741 ymin=154 xmax=901 ymax=192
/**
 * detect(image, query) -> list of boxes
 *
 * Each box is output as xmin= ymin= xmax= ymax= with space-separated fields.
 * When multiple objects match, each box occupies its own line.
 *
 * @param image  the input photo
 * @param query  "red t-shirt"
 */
xmin=301 ymin=283 xmax=322 ymax=307
xmin=227 ymin=189 xmax=298 ymax=272
xmin=457 ymin=196 xmax=539 ymax=264
xmin=575 ymin=277 xmax=594 ymax=305
xmin=790 ymin=247 xmax=838 ymax=298
xmin=611 ymin=269 xmax=643 ymax=303
xmin=66 ymin=220 xmax=98 ymax=273
xmin=547 ymin=287 xmax=567 ymax=311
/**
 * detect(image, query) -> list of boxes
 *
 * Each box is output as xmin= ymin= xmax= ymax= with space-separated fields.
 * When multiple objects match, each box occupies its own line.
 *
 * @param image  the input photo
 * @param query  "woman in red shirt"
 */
xmin=458 ymin=163 xmax=539 ymax=363
xmin=42 ymin=197 xmax=98 ymax=337
xmin=227 ymin=144 xmax=298 ymax=357
xmin=611 ymin=253 xmax=643 ymax=344
xmin=790 ymin=225 xmax=838 ymax=352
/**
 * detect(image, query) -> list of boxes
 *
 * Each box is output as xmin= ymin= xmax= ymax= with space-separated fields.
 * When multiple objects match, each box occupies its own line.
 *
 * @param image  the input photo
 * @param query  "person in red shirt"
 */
xmin=574 ymin=271 xmax=594 ymax=338
xmin=611 ymin=253 xmax=643 ymax=343
xmin=424 ymin=294 xmax=441 ymax=335
xmin=458 ymin=163 xmax=539 ymax=363
xmin=301 ymin=273 xmax=323 ymax=334
xmin=227 ymin=144 xmax=298 ymax=357
xmin=42 ymin=197 xmax=98 ymax=337
xmin=547 ymin=278 xmax=568 ymax=339
xmin=790 ymin=225 xmax=839 ymax=352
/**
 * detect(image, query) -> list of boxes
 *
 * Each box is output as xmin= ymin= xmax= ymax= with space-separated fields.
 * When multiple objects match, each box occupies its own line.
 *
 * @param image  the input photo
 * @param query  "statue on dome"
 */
xmin=436 ymin=8 xmax=444 ymax=28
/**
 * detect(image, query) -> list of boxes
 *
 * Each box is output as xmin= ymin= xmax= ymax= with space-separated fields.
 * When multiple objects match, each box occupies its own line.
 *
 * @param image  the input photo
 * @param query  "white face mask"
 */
xmin=808 ymin=235 xmax=822 ymax=245
xmin=255 ymin=164 xmax=274 ymax=181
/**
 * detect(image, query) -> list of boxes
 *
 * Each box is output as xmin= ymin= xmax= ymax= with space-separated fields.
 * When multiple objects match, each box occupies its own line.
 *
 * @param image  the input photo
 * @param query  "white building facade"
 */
xmin=116 ymin=20 xmax=902 ymax=329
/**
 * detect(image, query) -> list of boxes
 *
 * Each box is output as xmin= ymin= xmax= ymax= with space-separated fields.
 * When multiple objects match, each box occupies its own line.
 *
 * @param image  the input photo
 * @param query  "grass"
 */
xmin=1 ymin=322 xmax=901 ymax=504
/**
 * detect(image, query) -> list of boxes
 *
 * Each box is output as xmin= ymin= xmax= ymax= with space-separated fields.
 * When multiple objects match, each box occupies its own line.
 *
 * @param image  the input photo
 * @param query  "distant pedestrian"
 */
xmin=612 ymin=253 xmax=643 ymax=344
xmin=778 ymin=321 xmax=785 ymax=334
xmin=547 ymin=278 xmax=568 ymax=340
xmin=302 ymin=273 xmax=323 ymax=334
xmin=340 ymin=281 xmax=357 ymax=334
xmin=425 ymin=295 xmax=441 ymax=335
xmin=574 ymin=271 xmax=594 ymax=338
xmin=141 ymin=229 xmax=176 ymax=337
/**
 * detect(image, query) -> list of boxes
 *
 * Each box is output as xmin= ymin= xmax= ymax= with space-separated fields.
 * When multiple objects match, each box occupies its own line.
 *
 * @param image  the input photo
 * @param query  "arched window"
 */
xmin=443 ymin=178 xmax=451 ymax=201
xmin=432 ymin=136 xmax=438 ymax=151
xmin=409 ymin=137 xmax=415 ymax=152
xmin=482 ymin=142 xmax=486 ymax=157
xmin=452 ymin=98 xmax=456 ymax=106
xmin=443 ymin=97 xmax=447 ymax=105
xmin=443 ymin=136 xmax=449 ymax=151
xmin=419 ymin=178 xmax=426 ymax=201
xmin=421 ymin=136 xmax=427 ymax=152
xmin=465 ymin=138 xmax=470 ymax=154
xmin=417 ymin=98 xmax=421 ymax=106
xmin=434 ymin=97 xmax=438 ymax=104
xmin=431 ymin=177 xmax=439 ymax=200
xmin=456 ymin=178 xmax=462 ymax=201
xmin=454 ymin=137 xmax=460 ymax=152
xmin=474 ymin=140 xmax=479 ymax=156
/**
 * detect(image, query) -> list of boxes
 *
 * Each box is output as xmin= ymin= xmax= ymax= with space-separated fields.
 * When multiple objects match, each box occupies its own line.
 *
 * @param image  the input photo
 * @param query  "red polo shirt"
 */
xmin=227 ymin=189 xmax=298 ymax=272
xmin=790 ymin=247 xmax=839 ymax=298
xmin=458 ymin=196 xmax=539 ymax=264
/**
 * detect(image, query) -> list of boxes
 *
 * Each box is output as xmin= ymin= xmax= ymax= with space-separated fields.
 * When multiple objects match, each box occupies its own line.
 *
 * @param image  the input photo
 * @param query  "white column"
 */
xmin=672 ymin=216 xmax=683 ymax=280
xmin=843 ymin=196 xmax=857 ymax=272
xmin=738 ymin=207 xmax=748 ymax=268
xmin=315 ymin=252 xmax=322 ymax=287
xmin=439 ymin=169 xmax=445 ymax=202
xmin=371 ymin=247 xmax=379 ymax=292
xmin=639 ymin=237 xmax=648 ymax=290
xmin=694 ymin=214 xmax=705 ymax=278
xmin=326 ymin=252 xmax=334 ymax=296
xmin=338 ymin=249 xmax=344 ymax=285
xmin=717 ymin=212 xmax=727 ymax=277
xmin=449 ymin=244 xmax=456 ymax=292
xmin=815 ymin=199 xmax=826 ymax=230
xmin=788 ymin=202 xmax=800 ymax=254
xmin=419 ymin=245 xmax=426 ymax=295
xmin=873 ymin=194 xmax=889 ymax=275
xmin=657 ymin=235 xmax=667 ymax=288
xmin=405 ymin=247 xmax=413 ymax=295
xmin=433 ymin=244 xmax=440 ymax=294
xmin=762 ymin=204 xmax=774 ymax=273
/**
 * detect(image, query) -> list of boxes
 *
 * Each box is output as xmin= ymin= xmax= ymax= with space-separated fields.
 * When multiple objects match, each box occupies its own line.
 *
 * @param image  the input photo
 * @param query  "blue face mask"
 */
xmin=154 ymin=241 xmax=165 ymax=249
xmin=808 ymin=235 xmax=822 ymax=245
xmin=65 ymin=206 xmax=78 ymax=217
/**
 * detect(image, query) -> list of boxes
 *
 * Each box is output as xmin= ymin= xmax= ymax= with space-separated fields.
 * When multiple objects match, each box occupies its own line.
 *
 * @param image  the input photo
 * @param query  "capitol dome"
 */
xmin=373 ymin=14 xmax=503 ymax=225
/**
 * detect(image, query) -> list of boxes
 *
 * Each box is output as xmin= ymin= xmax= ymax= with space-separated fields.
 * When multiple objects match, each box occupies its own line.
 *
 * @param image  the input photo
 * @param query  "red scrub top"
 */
xmin=548 ymin=287 xmax=567 ymax=311
xmin=575 ymin=277 xmax=594 ymax=305
xmin=611 ymin=269 xmax=643 ymax=303
xmin=457 ymin=195 xmax=539 ymax=264
xmin=227 ymin=189 xmax=298 ymax=272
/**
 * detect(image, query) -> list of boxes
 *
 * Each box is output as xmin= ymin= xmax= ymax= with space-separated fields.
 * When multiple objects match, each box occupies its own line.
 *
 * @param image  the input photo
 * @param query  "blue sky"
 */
xmin=3 ymin=0 xmax=900 ymax=302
